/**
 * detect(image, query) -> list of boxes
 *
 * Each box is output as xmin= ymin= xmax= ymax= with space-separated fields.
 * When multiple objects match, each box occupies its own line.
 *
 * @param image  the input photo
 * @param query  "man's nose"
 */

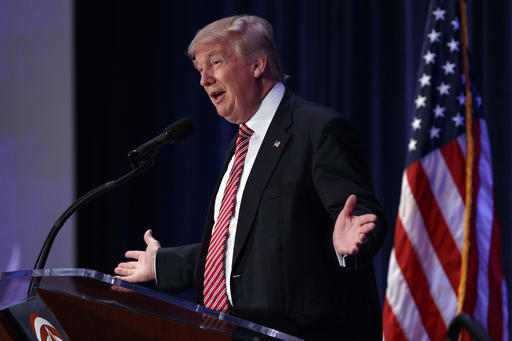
xmin=200 ymin=69 xmax=214 ymax=87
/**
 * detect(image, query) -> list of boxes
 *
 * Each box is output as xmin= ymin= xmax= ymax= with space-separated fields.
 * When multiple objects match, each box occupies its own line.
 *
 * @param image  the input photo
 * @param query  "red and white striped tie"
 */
xmin=203 ymin=123 xmax=254 ymax=312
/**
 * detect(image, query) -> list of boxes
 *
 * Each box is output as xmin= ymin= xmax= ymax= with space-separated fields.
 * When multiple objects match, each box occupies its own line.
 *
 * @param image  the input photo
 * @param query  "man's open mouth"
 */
xmin=211 ymin=90 xmax=225 ymax=102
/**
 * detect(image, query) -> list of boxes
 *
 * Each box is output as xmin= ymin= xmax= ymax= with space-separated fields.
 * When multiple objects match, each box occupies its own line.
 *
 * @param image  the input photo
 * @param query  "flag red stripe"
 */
xmin=383 ymin=297 xmax=408 ymax=341
xmin=406 ymin=160 xmax=461 ymax=292
xmin=394 ymin=216 xmax=447 ymax=338
xmin=488 ymin=201 xmax=504 ymax=340
xmin=440 ymin=138 xmax=466 ymax=202
xmin=420 ymin=147 xmax=465 ymax=251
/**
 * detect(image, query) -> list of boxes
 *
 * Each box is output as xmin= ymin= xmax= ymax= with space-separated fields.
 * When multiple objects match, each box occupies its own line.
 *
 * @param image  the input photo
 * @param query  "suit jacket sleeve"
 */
xmin=311 ymin=115 xmax=386 ymax=261
xmin=155 ymin=243 xmax=201 ymax=293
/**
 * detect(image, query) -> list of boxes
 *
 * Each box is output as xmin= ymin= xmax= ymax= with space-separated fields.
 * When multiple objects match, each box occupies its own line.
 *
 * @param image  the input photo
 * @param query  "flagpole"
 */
xmin=457 ymin=0 xmax=475 ymax=316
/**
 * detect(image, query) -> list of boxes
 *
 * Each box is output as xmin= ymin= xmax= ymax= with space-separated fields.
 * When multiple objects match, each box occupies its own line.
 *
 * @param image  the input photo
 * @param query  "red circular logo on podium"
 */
xmin=30 ymin=313 xmax=64 ymax=341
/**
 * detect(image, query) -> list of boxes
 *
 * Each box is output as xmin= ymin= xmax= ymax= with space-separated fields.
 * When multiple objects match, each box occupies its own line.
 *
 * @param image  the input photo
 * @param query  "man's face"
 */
xmin=194 ymin=41 xmax=261 ymax=124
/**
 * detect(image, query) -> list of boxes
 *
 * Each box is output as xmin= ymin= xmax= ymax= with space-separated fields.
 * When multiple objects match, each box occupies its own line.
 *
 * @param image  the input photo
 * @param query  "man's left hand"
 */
xmin=333 ymin=194 xmax=376 ymax=255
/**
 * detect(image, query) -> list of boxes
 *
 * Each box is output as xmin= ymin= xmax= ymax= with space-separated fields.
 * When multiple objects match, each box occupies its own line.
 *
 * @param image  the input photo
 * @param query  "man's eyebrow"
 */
xmin=195 ymin=49 xmax=228 ymax=66
xmin=193 ymin=48 xmax=234 ymax=72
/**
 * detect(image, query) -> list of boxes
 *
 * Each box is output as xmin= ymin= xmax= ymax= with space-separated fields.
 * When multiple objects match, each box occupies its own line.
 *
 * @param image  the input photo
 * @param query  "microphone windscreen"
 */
xmin=167 ymin=117 xmax=196 ymax=142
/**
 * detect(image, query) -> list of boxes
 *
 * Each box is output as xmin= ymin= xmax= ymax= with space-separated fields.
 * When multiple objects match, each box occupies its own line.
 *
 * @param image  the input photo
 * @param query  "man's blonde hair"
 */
xmin=188 ymin=15 xmax=286 ymax=82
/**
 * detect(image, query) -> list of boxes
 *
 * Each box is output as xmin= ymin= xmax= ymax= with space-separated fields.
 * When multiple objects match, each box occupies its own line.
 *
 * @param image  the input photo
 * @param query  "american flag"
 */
xmin=383 ymin=0 xmax=508 ymax=340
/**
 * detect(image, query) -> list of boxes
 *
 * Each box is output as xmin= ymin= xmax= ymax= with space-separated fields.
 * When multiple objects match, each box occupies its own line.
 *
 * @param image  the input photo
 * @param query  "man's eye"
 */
xmin=213 ymin=59 xmax=222 ymax=65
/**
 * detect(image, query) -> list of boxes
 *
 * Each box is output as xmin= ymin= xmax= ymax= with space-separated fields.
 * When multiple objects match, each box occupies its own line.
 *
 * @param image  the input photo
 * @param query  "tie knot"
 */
xmin=238 ymin=123 xmax=254 ymax=140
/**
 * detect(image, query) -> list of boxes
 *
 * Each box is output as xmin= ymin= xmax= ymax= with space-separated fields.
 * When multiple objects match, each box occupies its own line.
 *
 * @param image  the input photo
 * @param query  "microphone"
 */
xmin=128 ymin=117 xmax=195 ymax=168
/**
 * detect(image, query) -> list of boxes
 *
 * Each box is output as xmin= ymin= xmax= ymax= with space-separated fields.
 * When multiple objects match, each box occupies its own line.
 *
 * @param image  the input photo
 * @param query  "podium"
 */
xmin=0 ymin=269 xmax=301 ymax=340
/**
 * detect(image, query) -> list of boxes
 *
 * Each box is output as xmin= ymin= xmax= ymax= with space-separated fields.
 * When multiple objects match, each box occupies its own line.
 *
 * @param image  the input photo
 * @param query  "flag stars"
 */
xmin=442 ymin=61 xmax=456 ymax=75
xmin=451 ymin=18 xmax=460 ymax=30
xmin=452 ymin=113 xmax=464 ymax=127
xmin=433 ymin=7 xmax=446 ymax=20
xmin=408 ymin=138 xmax=418 ymax=151
xmin=475 ymin=96 xmax=483 ymax=107
xmin=424 ymin=50 xmax=436 ymax=64
xmin=419 ymin=73 xmax=431 ymax=87
xmin=447 ymin=39 xmax=460 ymax=52
xmin=428 ymin=29 xmax=441 ymax=43
xmin=457 ymin=93 xmax=466 ymax=105
xmin=430 ymin=126 xmax=441 ymax=139
xmin=412 ymin=117 xmax=422 ymax=130
xmin=437 ymin=82 xmax=450 ymax=96
xmin=415 ymin=95 xmax=427 ymax=108
xmin=433 ymin=104 xmax=446 ymax=118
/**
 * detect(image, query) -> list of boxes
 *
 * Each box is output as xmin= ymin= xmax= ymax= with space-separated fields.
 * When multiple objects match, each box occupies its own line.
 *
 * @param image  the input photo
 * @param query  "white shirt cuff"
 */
xmin=333 ymin=240 xmax=348 ymax=267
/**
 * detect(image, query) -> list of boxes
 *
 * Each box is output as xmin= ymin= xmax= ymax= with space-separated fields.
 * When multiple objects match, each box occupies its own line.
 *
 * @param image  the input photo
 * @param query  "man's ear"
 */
xmin=252 ymin=54 xmax=267 ymax=78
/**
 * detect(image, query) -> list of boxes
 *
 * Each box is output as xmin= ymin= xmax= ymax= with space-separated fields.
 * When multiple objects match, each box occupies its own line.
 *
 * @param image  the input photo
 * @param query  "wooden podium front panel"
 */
xmin=37 ymin=288 xmax=230 ymax=341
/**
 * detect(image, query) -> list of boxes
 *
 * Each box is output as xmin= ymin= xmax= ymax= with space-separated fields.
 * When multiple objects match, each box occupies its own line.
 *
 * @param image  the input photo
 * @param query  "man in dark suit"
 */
xmin=115 ymin=15 xmax=385 ymax=340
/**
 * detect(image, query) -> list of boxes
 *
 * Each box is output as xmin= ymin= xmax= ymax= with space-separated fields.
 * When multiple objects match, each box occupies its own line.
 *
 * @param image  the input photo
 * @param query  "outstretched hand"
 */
xmin=333 ymin=194 xmax=376 ymax=255
xmin=114 ymin=229 xmax=161 ymax=282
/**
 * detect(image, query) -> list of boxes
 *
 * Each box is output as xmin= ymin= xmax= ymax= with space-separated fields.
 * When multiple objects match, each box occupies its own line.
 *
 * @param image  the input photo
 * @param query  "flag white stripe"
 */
xmin=420 ymin=148 xmax=465 ymax=251
xmin=386 ymin=250 xmax=430 ymax=341
xmin=400 ymin=171 xmax=458 ymax=325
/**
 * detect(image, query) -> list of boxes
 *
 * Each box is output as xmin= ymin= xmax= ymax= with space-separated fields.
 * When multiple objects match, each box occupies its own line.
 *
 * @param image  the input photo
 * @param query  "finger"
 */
xmin=357 ymin=213 xmax=377 ymax=225
xmin=340 ymin=194 xmax=357 ymax=219
xmin=115 ymin=274 xmax=135 ymax=283
xmin=125 ymin=250 xmax=144 ymax=260
xmin=144 ymin=229 xmax=158 ymax=246
xmin=114 ymin=267 xmax=133 ymax=276
xmin=117 ymin=274 xmax=138 ymax=283
xmin=359 ymin=222 xmax=375 ymax=234
xmin=116 ymin=261 xmax=138 ymax=269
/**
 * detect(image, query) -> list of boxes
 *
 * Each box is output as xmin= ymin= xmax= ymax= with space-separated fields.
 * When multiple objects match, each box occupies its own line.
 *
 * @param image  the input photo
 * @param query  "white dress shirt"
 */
xmin=212 ymin=82 xmax=285 ymax=304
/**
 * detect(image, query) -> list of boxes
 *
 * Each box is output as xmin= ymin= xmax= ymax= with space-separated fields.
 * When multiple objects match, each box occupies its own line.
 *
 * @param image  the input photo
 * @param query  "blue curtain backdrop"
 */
xmin=75 ymin=0 xmax=512 ymax=328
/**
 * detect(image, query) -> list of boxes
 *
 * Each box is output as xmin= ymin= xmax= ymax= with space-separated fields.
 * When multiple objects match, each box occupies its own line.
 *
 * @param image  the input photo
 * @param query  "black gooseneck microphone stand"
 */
xmin=28 ymin=117 xmax=195 ymax=294
xmin=33 ymin=160 xmax=154 ymax=271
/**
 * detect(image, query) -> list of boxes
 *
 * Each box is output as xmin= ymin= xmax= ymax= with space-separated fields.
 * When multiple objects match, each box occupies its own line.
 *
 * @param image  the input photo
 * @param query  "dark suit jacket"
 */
xmin=156 ymin=90 xmax=386 ymax=340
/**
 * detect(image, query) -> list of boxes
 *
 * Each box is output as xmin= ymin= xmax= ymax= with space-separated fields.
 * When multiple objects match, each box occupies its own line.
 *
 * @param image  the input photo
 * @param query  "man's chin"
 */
xmin=216 ymin=111 xmax=237 ymax=124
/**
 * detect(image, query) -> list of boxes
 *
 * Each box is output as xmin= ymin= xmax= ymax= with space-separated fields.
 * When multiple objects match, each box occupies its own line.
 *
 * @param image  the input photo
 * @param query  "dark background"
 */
xmin=74 ymin=0 xmax=512 ymax=331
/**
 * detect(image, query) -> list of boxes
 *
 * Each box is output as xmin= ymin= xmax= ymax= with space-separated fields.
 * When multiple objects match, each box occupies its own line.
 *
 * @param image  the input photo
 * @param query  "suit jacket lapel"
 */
xmin=232 ymin=90 xmax=295 ymax=268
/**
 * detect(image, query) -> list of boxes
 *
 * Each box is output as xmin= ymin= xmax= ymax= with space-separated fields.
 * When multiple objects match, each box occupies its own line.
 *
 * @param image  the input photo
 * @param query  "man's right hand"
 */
xmin=114 ymin=229 xmax=161 ymax=282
